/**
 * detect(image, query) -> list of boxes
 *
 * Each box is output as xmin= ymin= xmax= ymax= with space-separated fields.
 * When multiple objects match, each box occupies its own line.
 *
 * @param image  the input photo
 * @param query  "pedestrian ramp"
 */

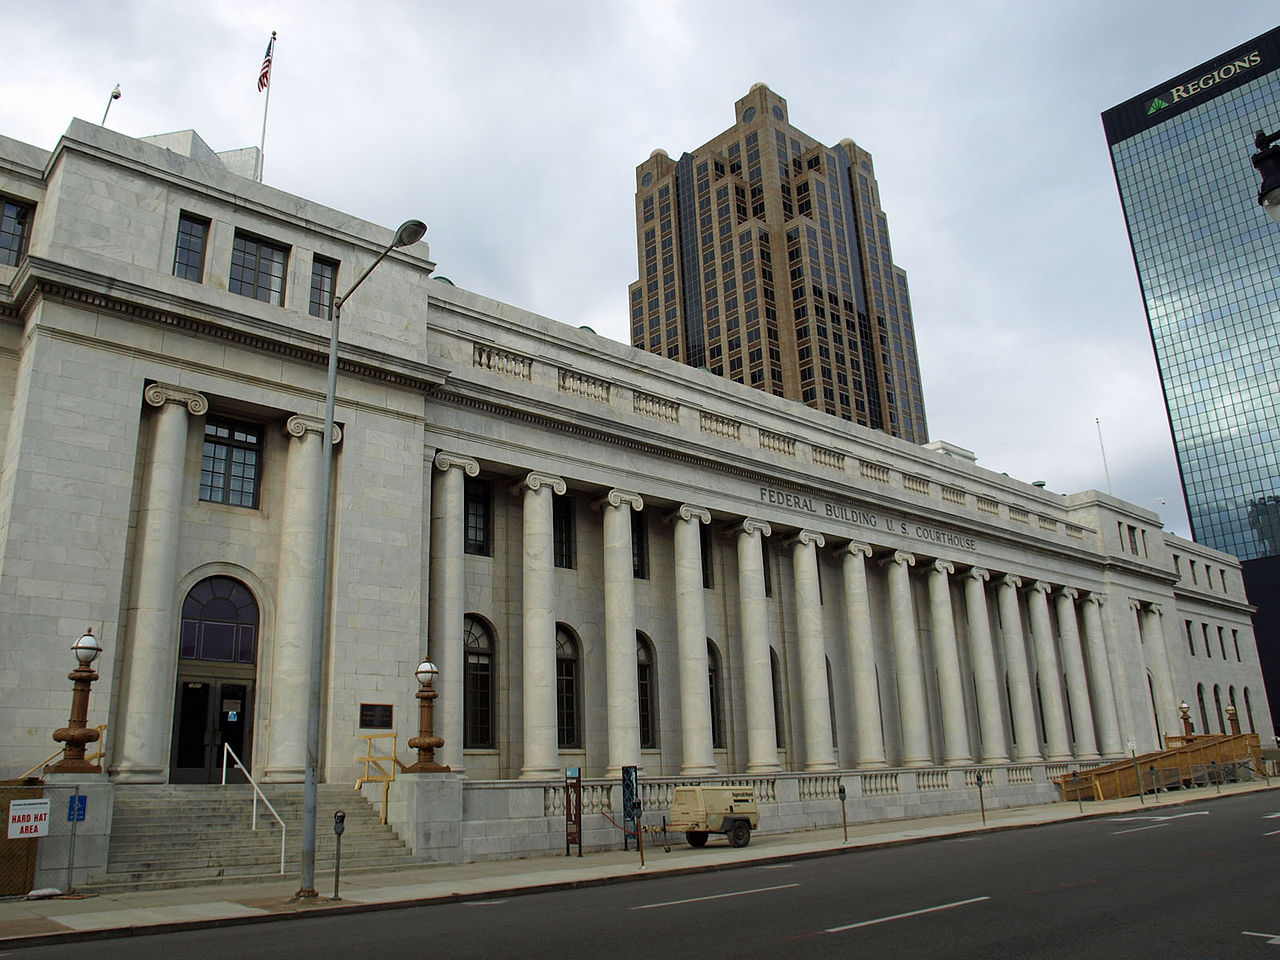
xmin=1054 ymin=733 xmax=1267 ymax=801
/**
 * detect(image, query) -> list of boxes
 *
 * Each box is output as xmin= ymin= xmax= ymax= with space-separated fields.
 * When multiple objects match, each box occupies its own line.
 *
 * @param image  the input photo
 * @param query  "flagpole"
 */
xmin=258 ymin=30 xmax=276 ymax=182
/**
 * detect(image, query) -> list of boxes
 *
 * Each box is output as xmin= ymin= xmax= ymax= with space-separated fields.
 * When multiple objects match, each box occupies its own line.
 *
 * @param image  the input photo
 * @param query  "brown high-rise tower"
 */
xmin=629 ymin=84 xmax=928 ymax=441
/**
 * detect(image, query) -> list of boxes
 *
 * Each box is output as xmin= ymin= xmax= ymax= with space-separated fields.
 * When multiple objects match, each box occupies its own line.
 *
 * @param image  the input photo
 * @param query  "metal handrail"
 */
xmin=221 ymin=742 xmax=286 ymax=874
xmin=354 ymin=732 xmax=406 ymax=825
xmin=19 ymin=725 xmax=108 ymax=779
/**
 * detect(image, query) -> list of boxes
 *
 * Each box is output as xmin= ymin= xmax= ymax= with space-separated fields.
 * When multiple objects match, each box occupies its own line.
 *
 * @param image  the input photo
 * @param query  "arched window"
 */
xmin=708 ymin=640 xmax=724 ymax=749
xmin=464 ymin=616 xmax=496 ymax=749
xmin=826 ymin=657 xmax=838 ymax=750
xmin=637 ymin=633 xmax=656 ymax=749
xmin=1197 ymin=684 xmax=1209 ymax=736
xmin=556 ymin=626 xmax=581 ymax=748
xmin=1147 ymin=674 xmax=1160 ymax=744
xmin=180 ymin=577 xmax=258 ymax=664
xmin=1244 ymin=688 xmax=1256 ymax=733
xmin=1214 ymin=685 xmax=1225 ymax=734
xmin=770 ymin=649 xmax=785 ymax=748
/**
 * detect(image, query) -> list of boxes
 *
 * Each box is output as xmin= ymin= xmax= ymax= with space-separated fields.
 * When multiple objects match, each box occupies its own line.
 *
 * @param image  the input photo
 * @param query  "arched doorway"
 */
xmin=170 ymin=576 xmax=259 ymax=783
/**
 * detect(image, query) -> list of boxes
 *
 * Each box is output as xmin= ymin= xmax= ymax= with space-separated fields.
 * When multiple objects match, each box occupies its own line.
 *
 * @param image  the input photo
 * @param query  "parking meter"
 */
xmin=838 ymin=784 xmax=846 ymax=802
xmin=333 ymin=810 xmax=346 ymax=836
xmin=332 ymin=810 xmax=346 ymax=900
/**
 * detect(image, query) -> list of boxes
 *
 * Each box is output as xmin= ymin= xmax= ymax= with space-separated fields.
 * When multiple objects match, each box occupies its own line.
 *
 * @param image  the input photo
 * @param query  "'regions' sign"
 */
xmin=1145 ymin=50 xmax=1262 ymax=115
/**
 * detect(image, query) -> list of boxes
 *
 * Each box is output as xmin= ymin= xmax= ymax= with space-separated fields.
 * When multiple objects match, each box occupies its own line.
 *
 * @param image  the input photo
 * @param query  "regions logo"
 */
xmin=1144 ymin=50 xmax=1263 ymax=118
xmin=1145 ymin=95 xmax=1171 ymax=115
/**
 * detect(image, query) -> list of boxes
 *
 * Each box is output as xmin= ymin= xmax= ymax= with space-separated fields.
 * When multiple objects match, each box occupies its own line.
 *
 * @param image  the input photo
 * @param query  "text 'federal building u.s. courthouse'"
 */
xmin=0 ymin=106 xmax=1269 ymax=870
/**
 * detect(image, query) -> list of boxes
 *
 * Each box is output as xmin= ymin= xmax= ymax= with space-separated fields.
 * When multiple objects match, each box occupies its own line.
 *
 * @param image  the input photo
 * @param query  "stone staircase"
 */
xmin=81 ymin=783 xmax=420 ymax=892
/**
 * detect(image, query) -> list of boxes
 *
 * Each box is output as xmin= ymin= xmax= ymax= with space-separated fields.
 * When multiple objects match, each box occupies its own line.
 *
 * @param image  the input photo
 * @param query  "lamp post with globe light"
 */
xmin=47 ymin=630 xmax=104 ymax=774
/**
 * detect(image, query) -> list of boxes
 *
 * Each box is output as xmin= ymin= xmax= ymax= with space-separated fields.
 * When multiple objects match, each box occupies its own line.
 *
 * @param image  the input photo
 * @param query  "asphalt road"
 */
xmin=10 ymin=791 xmax=1280 ymax=959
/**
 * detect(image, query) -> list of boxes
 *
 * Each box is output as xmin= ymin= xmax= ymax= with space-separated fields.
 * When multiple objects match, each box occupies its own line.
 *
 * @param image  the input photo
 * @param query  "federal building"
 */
xmin=1102 ymin=24 xmax=1280 ymax=727
xmin=0 ymin=114 xmax=1269 ymax=876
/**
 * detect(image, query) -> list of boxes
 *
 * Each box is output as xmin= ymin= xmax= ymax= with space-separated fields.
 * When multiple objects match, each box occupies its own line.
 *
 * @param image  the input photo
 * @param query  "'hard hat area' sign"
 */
xmin=7 ymin=798 xmax=51 ymax=838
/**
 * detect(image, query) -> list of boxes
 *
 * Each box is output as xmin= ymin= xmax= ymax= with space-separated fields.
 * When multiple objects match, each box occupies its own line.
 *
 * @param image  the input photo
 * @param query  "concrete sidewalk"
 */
xmin=2 ymin=780 xmax=1274 ymax=948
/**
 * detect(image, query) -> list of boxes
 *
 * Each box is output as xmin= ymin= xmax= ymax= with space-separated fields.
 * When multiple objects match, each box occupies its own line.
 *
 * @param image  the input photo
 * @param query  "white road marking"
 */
xmin=1243 ymin=930 xmax=1280 ymax=944
xmin=1263 ymin=812 xmax=1280 ymax=819
xmin=463 ymin=899 xmax=510 ymax=906
xmin=1263 ymin=829 xmax=1280 ymax=837
xmin=825 ymin=896 xmax=991 ymax=933
xmin=758 ymin=863 xmax=795 ymax=869
xmin=631 ymin=882 xmax=799 ymax=910
xmin=1107 ymin=812 xmax=1208 ymax=823
xmin=1112 ymin=823 xmax=1172 ymax=835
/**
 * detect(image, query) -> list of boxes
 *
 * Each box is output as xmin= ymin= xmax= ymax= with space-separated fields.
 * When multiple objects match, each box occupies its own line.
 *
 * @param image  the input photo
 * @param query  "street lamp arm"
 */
xmin=336 ymin=218 xmax=427 ymax=308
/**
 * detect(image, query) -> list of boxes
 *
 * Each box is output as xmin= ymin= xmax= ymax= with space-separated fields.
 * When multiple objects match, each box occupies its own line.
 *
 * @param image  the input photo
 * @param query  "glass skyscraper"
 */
xmin=1103 ymin=25 xmax=1280 ymax=727
xmin=1103 ymin=26 xmax=1280 ymax=561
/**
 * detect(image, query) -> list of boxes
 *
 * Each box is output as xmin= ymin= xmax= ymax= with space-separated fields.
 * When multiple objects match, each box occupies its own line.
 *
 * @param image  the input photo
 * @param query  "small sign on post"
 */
xmin=67 ymin=795 xmax=87 ymax=823
xmin=7 ymin=798 xmax=50 ymax=839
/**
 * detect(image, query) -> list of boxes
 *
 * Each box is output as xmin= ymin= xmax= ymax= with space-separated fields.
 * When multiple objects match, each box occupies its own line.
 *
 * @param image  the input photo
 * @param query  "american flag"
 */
xmin=257 ymin=34 xmax=274 ymax=92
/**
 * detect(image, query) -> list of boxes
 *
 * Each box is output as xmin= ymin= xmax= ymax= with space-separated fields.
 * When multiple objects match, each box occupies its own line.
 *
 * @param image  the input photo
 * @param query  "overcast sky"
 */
xmin=7 ymin=1 xmax=1277 ymax=541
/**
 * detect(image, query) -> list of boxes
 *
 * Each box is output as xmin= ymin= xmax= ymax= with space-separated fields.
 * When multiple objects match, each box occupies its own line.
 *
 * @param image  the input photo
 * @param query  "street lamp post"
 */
xmin=47 ymin=630 xmax=103 ymax=774
xmin=405 ymin=660 xmax=450 ymax=773
xmin=297 ymin=218 xmax=427 ymax=898
xmin=1252 ymin=129 xmax=1280 ymax=225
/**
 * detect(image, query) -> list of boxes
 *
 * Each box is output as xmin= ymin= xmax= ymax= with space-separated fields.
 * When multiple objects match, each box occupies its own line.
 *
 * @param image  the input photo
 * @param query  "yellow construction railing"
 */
xmin=1056 ymin=733 xmax=1265 ymax=801
xmin=19 ymin=725 xmax=108 ymax=780
xmin=354 ymin=732 xmax=407 ymax=824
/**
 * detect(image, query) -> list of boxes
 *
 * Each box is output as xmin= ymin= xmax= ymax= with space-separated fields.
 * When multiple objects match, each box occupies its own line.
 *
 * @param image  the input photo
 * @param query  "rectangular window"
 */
xmin=632 ymin=509 xmax=649 ymax=579
xmin=0 ymin=197 xmax=33 ymax=267
xmin=308 ymin=255 xmax=339 ymax=318
xmin=464 ymin=478 xmax=492 ymax=556
xmin=553 ymin=493 xmax=575 ymax=569
xmin=173 ymin=213 xmax=210 ymax=282
xmin=229 ymin=231 xmax=289 ymax=305
xmin=701 ymin=522 xmax=714 ymax=589
xmin=200 ymin=418 xmax=262 ymax=508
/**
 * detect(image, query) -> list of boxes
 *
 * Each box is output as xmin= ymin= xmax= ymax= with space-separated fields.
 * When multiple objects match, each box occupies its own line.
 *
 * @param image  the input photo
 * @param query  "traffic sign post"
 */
xmin=65 ymin=787 xmax=86 ymax=893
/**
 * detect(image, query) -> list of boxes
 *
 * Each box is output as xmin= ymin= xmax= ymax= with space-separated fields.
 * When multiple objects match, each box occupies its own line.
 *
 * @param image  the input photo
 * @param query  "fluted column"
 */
xmin=791 ymin=530 xmax=836 ymax=771
xmin=264 ymin=416 xmax=337 ymax=781
xmin=735 ymin=519 xmax=780 ymax=773
xmin=1055 ymin=589 xmax=1098 ymax=760
xmin=600 ymin=489 xmax=643 ymax=777
xmin=928 ymin=560 xmax=971 ymax=765
xmin=517 ymin=471 xmax=565 ymax=778
xmin=839 ymin=542 xmax=886 ymax=768
xmin=115 ymin=384 xmax=207 ymax=782
xmin=1082 ymin=594 xmax=1123 ymax=757
xmin=671 ymin=505 xmax=715 ymax=776
xmin=1138 ymin=602 xmax=1177 ymax=741
xmin=963 ymin=568 xmax=1008 ymax=763
xmin=997 ymin=575 xmax=1040 ymax=761
xmin=1028 ymin=581 xmax=1071 ymax=760
xmin=883 ymin=551 xmax=931 ymax=766
xmin=429 ymin=452 xmax=479 ymax=773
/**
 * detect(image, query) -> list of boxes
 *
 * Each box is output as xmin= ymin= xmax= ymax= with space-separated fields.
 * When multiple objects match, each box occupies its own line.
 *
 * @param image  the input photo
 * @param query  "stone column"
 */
xmin=671 ymin=505 xmax=715 ymax=776
xmin=1055 ymin=588 xmax=1099 ymax=760
xmin=1082 ymin=594 xmax=1124 ymax=758
xmin=264 ymin=416 xmax=336 ymax=781
xmin=735 ymin=519 xmax=780 ymax=773
xmin=1028 ymin=581 xmax=1071 ymax=761
xmin=114 ymin=384 xmax=207 ymax=783
xmin=883 ymin=551 xmax=931 ymax=767
xmin=1139 ymin=602 xmax=1177 ymax=742
xmin=928 ymin=560 xmax=972 ymax=765
xmin=997 ymin=575 xmax=1040 ymax=761
xmin=791 ymin=530 xmax=836 ymax=771
xmin=517 ymin=472 xmax=565 ymax=779
xmin=963 ymin=568 xmax=1007 ymax=763
xmin=429 ymin=453 xmax=478 ymax=773
xmin=599 ymin=489 xmax=643 ymax=777
xmin=839 ymin=542 xmax=887 ymax=768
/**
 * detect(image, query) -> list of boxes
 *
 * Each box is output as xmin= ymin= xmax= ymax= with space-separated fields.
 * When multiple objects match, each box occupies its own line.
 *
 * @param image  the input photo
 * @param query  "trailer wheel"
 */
xmin=686 ymin=830 xmax=708 ymax=848
xmin=728 ymin=819 xmax=751 ymax=848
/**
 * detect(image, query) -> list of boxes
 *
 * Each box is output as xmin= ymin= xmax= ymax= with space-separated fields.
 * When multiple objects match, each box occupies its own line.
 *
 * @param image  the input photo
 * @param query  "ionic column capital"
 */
xmin=286 ymin=414 xmax=342 ymax=446
xmin=143 ymin=382 xmax=208 ymax=415
xmin=790 ymin=529 xmax=825 ymax=549
xmin=840 ymin=540 xmax=873 ymax=559
xmin=1057 ymin=587 xmax=1079 ymax=602
xmin=513 ymin=471 xmax=566 ymax=496
xmin=595 ymin=489 xmax=644 ymax=512
xmin=1030 ymin=580 xmax=1053 ymax=597
xmin=734 ymin=518 xmax=772 ymax=539
xmin=931 ymin=559 xmax=955 ymax=577
xmin=999 ymin=574 xmax=1022 ymax=591
xmin=964 ymin=566 xmax=990 ymax=584
xmin=668 ymin=503 xmax=711 ymax=525
xmin=433 ymin=452 xmax=479 ymax=476
xmin=1084 ymin=592 xmax=1105 ymax=608
xmin=881 ymin=550 xmax=915 ymax=569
